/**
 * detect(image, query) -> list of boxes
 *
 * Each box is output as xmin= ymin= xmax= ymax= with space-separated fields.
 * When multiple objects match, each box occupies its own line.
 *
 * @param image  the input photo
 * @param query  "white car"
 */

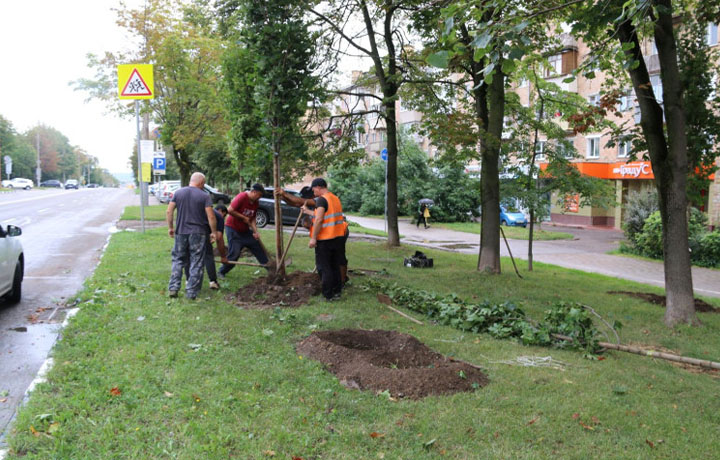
xmin=0 ymin=224 xmax=23 ymax=303
xmin=2 ymin=178 xmax=34 ymax=190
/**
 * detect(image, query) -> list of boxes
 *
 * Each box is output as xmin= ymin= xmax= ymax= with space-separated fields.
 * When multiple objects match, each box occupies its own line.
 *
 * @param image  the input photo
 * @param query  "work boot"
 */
xmin=209 ymin=281 xmax=220 ymax=290
xmin=168 ymin=290 xmax=179 ymax=298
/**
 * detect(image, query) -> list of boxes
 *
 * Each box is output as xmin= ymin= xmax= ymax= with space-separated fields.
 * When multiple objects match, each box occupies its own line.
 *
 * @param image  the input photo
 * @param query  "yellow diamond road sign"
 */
xmin=118 ymin=64 xmax=154 ymax=100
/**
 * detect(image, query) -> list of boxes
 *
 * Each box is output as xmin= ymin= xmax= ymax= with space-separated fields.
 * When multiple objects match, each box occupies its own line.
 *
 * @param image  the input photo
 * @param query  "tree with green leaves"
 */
xmin=0 ymin=116 xmax=36 ymax=180
xmin=74 ymin=0 xmax=229 ymax=186
xmin=567 ymin=0 xmax=720 ymax=326
xmin=309 ymin=0 xmax=420 ymax=247
xmin=410 ymin=0 xmax=565 ymax=273
xmin=219 ymin=0 xmax=321 ymax=272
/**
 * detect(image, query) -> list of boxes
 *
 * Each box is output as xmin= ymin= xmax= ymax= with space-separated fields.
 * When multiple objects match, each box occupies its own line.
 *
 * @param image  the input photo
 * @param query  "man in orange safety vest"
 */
xmin=307 ymin=178 xmax=348 ymax=301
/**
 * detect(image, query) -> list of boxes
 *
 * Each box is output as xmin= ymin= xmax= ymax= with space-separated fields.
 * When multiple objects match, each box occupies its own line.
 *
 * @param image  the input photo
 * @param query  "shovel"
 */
xmin=215 ymin=257 xmax=292 ymax=269
xmin=276 ymin=212 xmax=304 ymax=271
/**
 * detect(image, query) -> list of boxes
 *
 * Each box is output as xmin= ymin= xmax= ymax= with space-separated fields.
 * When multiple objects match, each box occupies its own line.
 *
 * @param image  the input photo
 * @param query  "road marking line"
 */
xmin=0 ymin=190 xmax=78 ymax=206
xmin=37 ymin=208 xmax=50 ymax=213
xmin=24 ymin=276 xmax=75 ymax=280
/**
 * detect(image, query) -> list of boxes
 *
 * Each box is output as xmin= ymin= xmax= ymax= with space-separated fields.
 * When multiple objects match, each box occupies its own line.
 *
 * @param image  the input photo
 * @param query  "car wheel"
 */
xmin=8 ymin=185 xmax=13 ymax=189
xmin=24 ymin=186 xmax=31 ymax=190
xmin=255 ymin=209 xmax=269 ymax=228
xmin=501 ymin=219 xmax=508 ymax=226
xmin=8 ymin=261 xmax=23 ymax=303
xmin=216 ymin=198 xmax=226 ymax=206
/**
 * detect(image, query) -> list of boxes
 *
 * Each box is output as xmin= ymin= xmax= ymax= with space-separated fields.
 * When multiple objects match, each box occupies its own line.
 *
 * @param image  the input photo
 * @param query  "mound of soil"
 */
xmin=608 ymin=291 xmax=718 ymax=313
xmin=297 ymin=329 xmax=489 ymax=399
xmin=230 ymin=271 xmax=322 ymax=309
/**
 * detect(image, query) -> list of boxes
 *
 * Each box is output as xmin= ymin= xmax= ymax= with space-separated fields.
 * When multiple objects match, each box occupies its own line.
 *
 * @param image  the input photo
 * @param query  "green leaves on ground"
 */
xmin=363 ymin=278 xmax=601 ymax=353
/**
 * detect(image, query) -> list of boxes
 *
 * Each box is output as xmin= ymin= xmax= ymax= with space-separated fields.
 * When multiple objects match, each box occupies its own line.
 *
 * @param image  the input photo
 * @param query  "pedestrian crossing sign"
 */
xmin=118 ymin=64 xmax=154 ymax=100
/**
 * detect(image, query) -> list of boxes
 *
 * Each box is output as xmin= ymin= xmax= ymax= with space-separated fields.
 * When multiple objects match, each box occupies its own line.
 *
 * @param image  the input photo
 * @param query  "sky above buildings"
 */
xmin=0 ymin=0 xmax=143 ymax=174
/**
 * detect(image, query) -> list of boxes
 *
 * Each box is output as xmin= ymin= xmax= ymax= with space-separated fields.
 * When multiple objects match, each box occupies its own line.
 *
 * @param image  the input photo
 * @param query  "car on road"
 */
xmin=500 ymin=205 xmax=528 ymax=227
xmin=65 ymin=179 xmax=79 ymax=190
xmin=0 ymin=223 xmax=24 ymax=303
xmin=158 ymin=182 xmax=181 ymax=204
xmin=2 ymin=178 xmax=34 ymax=190
xmin=255 ymin=188 xmax=303 ymax=228
xmin=39 ymin=179 xmax=63 ymax=188
xmin=86 ymin=183 xmax=100 ymax=188
xmin=203 ymin=185 xmax=231 ymax=205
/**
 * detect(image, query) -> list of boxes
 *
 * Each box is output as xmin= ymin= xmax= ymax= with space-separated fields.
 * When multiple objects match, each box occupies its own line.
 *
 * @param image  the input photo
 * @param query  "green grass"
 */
xmin=439 ymin=221 xmax=574 ymax=241
xmin=608 ymin=248 xmax=720 ymax=271
xmin=6 ymin=228 xmax=720 ymax=459
xmin=121 ymin=204 xmax=169 ymax=221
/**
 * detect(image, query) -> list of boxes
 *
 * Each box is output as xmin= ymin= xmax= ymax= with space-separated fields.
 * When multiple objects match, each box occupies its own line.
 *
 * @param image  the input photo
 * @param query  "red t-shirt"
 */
xmin=226 ymin=192 xmax=259 ymax=233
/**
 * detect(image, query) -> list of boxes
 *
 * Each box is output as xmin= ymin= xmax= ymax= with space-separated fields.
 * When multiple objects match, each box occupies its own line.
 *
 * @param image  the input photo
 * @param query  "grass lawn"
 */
xmin=121 ymin=204 xmax=169 ymax=221
xmin=5 ymin=227 xmax=720 ymax=459
xmin=439 ymin=221 xmax=574 ymax=241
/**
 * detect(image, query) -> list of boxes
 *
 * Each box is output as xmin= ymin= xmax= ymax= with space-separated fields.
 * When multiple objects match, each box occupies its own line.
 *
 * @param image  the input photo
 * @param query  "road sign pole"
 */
xmin=136 ymin=100 xmax=145 ymax=233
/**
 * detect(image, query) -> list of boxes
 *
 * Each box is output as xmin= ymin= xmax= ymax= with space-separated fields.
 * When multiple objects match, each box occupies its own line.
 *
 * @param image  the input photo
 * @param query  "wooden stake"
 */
xmin=377 ymin=293 xmax=424 ymax=325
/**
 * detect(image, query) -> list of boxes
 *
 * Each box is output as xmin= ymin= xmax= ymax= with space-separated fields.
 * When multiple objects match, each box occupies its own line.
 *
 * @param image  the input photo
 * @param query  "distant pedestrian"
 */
xmin=307 ymin=178 xmax=348 ymax=301
xmin=166 ymin=172 xmax=217 ymax=299
xmin=417 ymin=203 xmax=430 ymax=229
xmin=218 ymin=183 xmax=268 ymax=278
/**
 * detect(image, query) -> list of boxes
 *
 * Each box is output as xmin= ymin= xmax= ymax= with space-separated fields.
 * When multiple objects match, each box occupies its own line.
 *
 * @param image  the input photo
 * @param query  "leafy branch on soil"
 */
xmin=363 ymin=279 xmax=601 ymax=354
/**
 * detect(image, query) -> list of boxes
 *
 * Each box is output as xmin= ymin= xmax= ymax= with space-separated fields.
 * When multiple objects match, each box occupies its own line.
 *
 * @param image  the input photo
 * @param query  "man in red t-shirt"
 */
xmin=218 ymin=183 xmax=269 ymax=278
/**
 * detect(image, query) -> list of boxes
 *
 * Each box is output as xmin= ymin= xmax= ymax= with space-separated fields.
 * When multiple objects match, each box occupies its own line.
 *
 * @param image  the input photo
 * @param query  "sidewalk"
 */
xmin=346 ymin=215 xmax=720 ymax=299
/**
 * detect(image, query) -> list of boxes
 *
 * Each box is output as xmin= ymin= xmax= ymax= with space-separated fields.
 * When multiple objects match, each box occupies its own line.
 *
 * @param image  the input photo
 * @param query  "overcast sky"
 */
xmin=0 ymin=0 xmax=143 ymax=174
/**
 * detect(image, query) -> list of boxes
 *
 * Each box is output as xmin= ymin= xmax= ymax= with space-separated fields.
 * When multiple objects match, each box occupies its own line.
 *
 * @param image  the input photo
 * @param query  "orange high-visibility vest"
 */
xmin=317 ymin=192 xmax=347 ymax=240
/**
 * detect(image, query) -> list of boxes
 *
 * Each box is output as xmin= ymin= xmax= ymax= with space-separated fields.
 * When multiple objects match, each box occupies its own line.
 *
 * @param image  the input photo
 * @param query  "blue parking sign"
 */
xmin=152 ymin=157 xmax=166 ymax=172
xmin=381 ymin=148 xmax=388 ymax=161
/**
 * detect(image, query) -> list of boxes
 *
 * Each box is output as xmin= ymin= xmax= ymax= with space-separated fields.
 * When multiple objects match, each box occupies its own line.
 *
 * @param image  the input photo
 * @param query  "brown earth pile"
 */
xmin=608 ymin=291 xmax=718 ymax=313
xmin=297 ymin=329 xmax=489 ymax=399
xmin=230 ymin=271 xmax=322 ymax=309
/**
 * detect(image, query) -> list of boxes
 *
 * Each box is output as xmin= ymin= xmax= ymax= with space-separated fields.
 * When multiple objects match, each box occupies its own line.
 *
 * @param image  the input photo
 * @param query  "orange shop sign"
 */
xmin=539 ymin=161 xmax=656 ymax=180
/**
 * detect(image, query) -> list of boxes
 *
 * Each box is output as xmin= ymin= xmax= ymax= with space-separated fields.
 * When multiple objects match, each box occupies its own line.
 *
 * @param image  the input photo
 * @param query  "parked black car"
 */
xmin=203 ymin=185 xmax=231 ymax=205
xmin=39 ymin=180 xmax=62 ymax=188
xmin=255 ymin=188 xmax=303 ymax=228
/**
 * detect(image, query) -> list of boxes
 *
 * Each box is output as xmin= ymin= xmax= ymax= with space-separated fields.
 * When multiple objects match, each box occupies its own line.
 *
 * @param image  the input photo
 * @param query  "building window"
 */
xmin=588 ymin=94 xmax=600 ymax=107
xmin=708 ymin=23 xmax=718 ymax=46
xmin=619 ymin=89 xmax=634 ymax=111
xmin=559 ymin=137 xmax=576 ymax=158
xmin=545 ymin=54 xmax=562 ymax=77
xmin=535 ymin=140 xmax=546 ymax=161
xmin=618 ymin=141 xmax=631 ymax=158
xmin=650 ymin=74 xmax=663 ymax=102
xmin=587 ymin=136 xmax=600 ymax=158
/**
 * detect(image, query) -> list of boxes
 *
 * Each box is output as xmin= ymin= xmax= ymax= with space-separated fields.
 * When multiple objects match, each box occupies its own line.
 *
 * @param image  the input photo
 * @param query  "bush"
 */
xmin=633 ymin=211 xmax=664 ymax=259
xmin=694 ymin=231 xmax=720 ymax=268
xmin=631 ymin=208 xmax=718 ymax=267
xmin=622 ymin=188 xmax=658 ymax=245
xmin=328 ymin=135 xmax=480 ymax=222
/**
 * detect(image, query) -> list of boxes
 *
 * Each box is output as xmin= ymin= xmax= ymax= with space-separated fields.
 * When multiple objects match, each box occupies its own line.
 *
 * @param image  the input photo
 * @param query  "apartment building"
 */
xmin=327 ymin=23 xmax=719 ymax=229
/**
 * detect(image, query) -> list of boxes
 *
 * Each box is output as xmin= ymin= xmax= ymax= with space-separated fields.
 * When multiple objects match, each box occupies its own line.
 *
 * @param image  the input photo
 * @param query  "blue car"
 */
xmin=500 ymin=206 xmax=527 ymax=227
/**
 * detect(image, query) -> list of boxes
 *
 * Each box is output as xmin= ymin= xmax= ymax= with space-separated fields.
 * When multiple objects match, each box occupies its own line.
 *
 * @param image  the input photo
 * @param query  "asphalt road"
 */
xmin=0 ymin=187 xmax=136 ymax=441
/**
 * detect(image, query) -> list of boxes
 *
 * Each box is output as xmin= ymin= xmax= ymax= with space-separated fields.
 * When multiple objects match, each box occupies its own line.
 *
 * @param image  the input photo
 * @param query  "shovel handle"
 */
xmin=278 ymin=212 xmax=303 ymax=269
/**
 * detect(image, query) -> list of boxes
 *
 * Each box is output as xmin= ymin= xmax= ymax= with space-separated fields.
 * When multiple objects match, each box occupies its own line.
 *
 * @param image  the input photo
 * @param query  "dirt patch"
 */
xmin=608 ymin=291 xmax=719 ymax=313
xmin=297 ymin=329 xmax=489 ymax=399
xmin=229 ymin=271 xmax=322 ymax=309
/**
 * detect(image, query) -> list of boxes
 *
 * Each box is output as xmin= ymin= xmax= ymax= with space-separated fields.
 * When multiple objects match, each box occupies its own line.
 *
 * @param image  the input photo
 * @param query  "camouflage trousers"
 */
xmin=168 ymin=233 xmax=208 ymax=298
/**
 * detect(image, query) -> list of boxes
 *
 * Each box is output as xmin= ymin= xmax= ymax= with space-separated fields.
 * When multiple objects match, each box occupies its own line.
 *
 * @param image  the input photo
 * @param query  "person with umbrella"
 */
xmin=417 ymin=198 xmax=433 ymax=229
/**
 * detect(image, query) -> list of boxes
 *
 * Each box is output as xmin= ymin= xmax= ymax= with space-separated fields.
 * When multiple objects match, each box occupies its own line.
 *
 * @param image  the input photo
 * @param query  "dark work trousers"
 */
xmin=184 ymin=238 xmax=219 ymax=283
xmin=218 ymin=226 xmax=269 ymax=276
xmin=315 ymin=237 xmax=344 ymax=299
xmin=168 ymin=233 xmax=207 ymax=298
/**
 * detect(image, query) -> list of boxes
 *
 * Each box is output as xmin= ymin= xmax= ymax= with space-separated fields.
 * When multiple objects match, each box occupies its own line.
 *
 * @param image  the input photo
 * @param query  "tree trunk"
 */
xmin=617 ymin=9 xmax=697 ymax=326
xmin=477 ymin=68 xmax=505 ymax=273
xmin=273 ymin=139 xmax=285 ymax=277
xmin=385 ymin=96 xmax=400 ymax=247
xmin=174 ymin=147 xmax=192 ymax=186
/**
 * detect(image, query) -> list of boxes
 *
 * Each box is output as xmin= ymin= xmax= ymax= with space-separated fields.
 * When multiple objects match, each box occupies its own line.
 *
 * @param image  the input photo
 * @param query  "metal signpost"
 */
xmin=118 ymin=64 xmax=154 ymax=232
xmin=3 ymin=155 xmax=11 ymax=180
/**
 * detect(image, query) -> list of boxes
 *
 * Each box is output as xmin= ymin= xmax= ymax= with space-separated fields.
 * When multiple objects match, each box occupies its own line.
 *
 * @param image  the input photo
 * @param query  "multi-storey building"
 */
xmin=327 ymin=23 xmax=719 ymax=229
